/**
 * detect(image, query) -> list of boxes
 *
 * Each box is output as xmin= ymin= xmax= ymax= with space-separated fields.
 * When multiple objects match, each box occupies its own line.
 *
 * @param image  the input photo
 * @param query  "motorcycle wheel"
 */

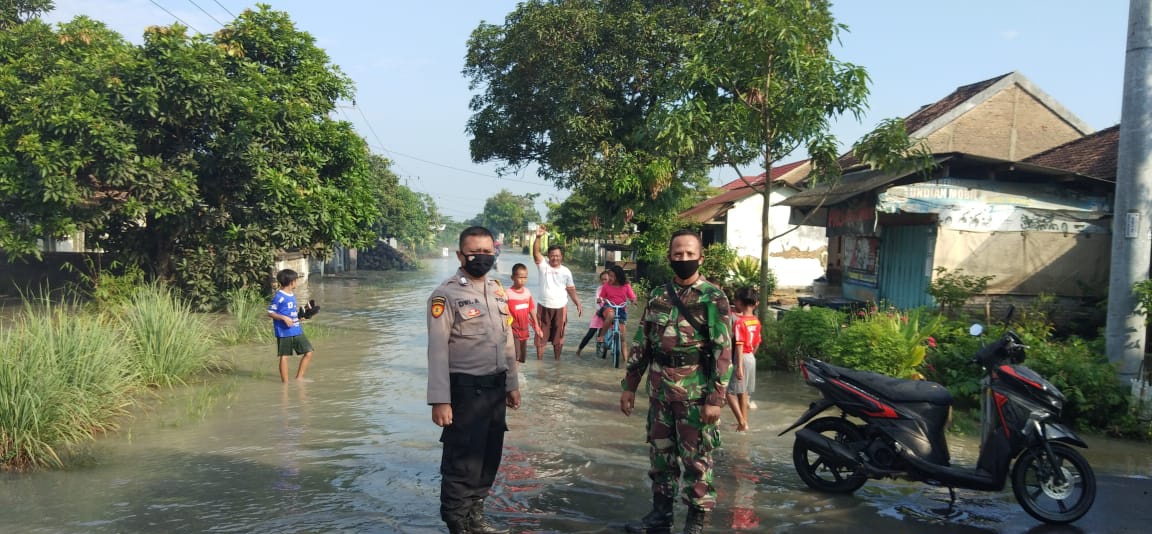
xmin=792 ymin=417 xmax=868 ymax=494
xmin=1011 ymin=442 xmax=1096 ymax=524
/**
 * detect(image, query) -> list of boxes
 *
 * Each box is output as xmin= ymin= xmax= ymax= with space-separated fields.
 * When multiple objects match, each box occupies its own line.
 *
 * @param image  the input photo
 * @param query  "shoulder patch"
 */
xmin=430 ymin=295 xmax=446 ymax=318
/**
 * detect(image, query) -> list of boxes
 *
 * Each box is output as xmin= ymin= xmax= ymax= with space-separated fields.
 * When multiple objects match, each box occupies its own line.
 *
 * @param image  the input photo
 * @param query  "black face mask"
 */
xmin=461 ymin=253 xmax=496 ymax=278
xmin=670 ymin=259 xmax=700 ymax=280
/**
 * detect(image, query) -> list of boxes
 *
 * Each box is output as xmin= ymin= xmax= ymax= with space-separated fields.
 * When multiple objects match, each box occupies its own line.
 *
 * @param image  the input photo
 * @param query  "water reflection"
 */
xmin=0 ymin=253 xmax=1147 ymax=533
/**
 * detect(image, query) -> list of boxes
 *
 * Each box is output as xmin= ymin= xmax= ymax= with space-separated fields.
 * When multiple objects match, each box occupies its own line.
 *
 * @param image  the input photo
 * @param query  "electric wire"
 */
xmin=211 ymin=0 xmax=237 ymax=18
xmin=340 ymin=104 xmax=549 ymax=187
xmin=185 ymin=0 xmax=226 ymax=27
xmin=148 ymin=0 xmax=201 ymax=33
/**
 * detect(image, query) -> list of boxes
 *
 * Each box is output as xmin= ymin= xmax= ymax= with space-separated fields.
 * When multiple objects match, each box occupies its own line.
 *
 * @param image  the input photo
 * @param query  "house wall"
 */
xmin=726 ymin=188 xmax=827 ymax=289
xmin=934 ymin=230 xmax=1109 ymax=297
xmin=0 ymin=251 xmax=107 ymax=297
xmin=921 ymin=85 xmax=1083 ymax=160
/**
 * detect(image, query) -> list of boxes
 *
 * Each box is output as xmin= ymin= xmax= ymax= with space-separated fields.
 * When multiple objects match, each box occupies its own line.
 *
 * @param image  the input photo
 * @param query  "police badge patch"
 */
xmin=430 ymin=296 xmax=446 ymax=318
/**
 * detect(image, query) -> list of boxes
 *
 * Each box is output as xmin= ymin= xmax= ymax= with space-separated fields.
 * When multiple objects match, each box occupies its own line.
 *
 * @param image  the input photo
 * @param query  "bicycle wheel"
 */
xmin=610 ymin=327 xmax=623 ymax=368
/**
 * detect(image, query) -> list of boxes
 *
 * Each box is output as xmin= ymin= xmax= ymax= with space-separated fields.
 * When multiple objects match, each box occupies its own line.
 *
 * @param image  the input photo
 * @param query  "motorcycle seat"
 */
xmin=831 ymin=365 xmax=953 ymax=405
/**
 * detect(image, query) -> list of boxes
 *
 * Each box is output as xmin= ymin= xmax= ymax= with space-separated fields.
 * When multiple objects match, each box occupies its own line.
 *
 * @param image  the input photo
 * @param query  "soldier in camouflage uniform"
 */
xmin=620 ymin=229 xmax=732 ymax=534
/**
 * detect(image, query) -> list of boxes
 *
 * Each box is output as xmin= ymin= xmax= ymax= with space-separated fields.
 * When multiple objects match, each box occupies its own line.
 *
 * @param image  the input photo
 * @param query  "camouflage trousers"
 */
xmin=645 ymin=396 xmax=722 ymax=510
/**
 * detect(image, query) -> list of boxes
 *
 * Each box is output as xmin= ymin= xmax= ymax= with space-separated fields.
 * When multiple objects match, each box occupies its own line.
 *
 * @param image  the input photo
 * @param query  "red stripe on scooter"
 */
xmin=994 ymin=391 xmax=1011 ymax=439
xmin=830 ymin=379 xmax=899 ymax=419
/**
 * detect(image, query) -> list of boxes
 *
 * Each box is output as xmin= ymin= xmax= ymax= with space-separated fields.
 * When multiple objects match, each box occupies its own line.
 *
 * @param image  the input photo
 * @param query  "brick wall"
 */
xmin=922 ymin=85 xmax=1083 ymax=160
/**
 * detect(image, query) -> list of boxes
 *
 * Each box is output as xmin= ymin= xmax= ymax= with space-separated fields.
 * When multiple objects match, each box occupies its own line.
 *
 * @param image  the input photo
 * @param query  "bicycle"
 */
xmin=599 ymin=300 xmax=628 ymax=368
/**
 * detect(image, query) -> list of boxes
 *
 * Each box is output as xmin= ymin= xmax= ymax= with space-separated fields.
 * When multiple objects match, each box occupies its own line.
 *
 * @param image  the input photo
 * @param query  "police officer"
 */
xmin=620 ymin=229 xmax=733 ymax=534
xmin=428 ymin=225 xmax=520 ymax=534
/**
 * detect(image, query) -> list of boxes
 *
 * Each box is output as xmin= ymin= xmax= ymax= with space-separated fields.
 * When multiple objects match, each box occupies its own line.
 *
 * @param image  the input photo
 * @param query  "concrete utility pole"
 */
xmin=1107 ymin=0 xmax=1152 ymax=380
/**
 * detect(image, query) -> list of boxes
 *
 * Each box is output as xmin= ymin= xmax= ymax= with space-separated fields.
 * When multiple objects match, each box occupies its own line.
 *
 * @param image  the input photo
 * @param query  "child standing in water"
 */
xmin=726 ymin=287 xmax=762 ymax=431
xmin=268 ymin=269 xmax=315 ymax=383
xmin=507 ymin=263 xmax=543 ymax=363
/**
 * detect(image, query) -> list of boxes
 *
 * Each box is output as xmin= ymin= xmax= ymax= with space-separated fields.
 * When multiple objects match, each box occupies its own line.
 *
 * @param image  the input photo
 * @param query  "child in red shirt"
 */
xmin=508 ymin=263 xmax=543 ymax=363
xmin=727 ymin=287 xmax=762 ymax=431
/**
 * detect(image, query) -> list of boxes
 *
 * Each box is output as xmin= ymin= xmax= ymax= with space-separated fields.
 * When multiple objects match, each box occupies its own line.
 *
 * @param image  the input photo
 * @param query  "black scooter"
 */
xmin=778 ymin=319 xmax=1096 ymax=524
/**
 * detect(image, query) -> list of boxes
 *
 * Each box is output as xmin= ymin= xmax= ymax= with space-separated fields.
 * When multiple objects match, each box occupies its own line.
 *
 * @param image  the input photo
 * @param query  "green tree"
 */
xmin=660 ymin=0 xmax=927 ymax=323
xmin=464 ymin=0 xmax=716 ymax=257
xmin=0 ymin=0 xmax=53 ymax=29
xmin=1 ymin=7 xmax=382 ymax=306
xmin=472 ymin=189 xmax=540 ymax=238
xmin=368 ymin=154 xmax=440 ymax=254
xmin=0 ymin=16 xmax=140 ymax=258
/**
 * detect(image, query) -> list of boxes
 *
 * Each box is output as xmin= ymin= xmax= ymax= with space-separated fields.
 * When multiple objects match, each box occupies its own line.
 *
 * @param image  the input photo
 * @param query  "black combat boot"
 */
xmin=444 ymin=518 xmax=470 ymax=534
xmin=467 ymin=499 xmax=509 ymax=534
xmin=682 ymin=507 xmax=707 ymax=534
xmin=624 ymin=493 xmax=674 ymax=533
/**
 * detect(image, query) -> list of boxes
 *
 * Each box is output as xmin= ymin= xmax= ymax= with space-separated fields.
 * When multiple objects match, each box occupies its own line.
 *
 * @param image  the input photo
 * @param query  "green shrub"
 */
xmin=220 ymin=287 xmax=273 ymax=345
xmin=728 ymin=256 xmax=771 ymax=296
xmin=0 ymin=302 xmax=138 ymax=469
xmin=1024 ymin=336 xmax=1133 ymax=434
xmin=922 ymin=318 xmax=985 ymax=407
xmin=928 ymin=267 xmax=993 ymax=315
xmin=700 ymin=243 xmax=739 ymax=287
xmin=62 ymin=257 xmax=146 ymax=311
xmin=117 ymin=285 xmax=217 ymax=387
xmin=769 ymin=306 xmax=844 ymax=368
xmin=829 ymin=307 xmax=943 ymax=379
xmin=1134 ymin=278 xmax=1152 ymax=325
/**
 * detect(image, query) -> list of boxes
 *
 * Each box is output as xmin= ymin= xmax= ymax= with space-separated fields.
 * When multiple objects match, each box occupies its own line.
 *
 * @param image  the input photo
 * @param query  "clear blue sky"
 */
xmin=47 ymin=1 xmax=1129 ymax=222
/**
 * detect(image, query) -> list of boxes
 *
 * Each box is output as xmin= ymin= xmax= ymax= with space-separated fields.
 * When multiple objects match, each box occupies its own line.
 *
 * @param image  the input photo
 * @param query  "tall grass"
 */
xmin=220 ymin=288 xmax=273 ymax=345
xmin=0 ymin=302 xmax=138 ymax=469
xmin=117 ymin=285 xmax=216 ymax=387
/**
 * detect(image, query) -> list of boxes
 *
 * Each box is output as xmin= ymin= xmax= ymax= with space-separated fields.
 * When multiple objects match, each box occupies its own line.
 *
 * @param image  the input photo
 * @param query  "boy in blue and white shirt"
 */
xmin=268 ymin=269 xmax=315 ymax=383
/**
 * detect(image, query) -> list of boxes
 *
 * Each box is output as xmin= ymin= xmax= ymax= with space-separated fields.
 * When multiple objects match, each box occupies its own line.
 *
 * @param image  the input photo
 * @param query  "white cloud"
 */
xmin=1000 ymin=29 xmax=1020 ymax=41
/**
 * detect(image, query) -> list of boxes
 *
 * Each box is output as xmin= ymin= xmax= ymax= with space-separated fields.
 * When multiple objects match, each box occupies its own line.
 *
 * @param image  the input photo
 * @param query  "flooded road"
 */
xmin=1 ymin=251 xmax=1150 ymax=533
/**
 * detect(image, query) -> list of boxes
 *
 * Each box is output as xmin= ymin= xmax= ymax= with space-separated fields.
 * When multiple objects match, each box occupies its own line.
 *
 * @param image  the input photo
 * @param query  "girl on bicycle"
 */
xmin=596 ymin=264 xmax=637 ymax=346
xmin=575 ymin=270 xmax=611 ymax=358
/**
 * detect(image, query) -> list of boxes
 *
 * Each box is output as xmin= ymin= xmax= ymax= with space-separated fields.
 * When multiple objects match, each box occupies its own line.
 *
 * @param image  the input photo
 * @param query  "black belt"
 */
xmin=449 ymin=371 xmax=506 ymax=389
xmin=654 ymin=351 xmax=700 ymax=367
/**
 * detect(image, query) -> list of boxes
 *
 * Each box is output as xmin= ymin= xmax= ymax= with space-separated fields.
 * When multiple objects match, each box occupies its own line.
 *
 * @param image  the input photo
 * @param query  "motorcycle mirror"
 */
xmin=969 ymin=324 xmax=984 ymax=337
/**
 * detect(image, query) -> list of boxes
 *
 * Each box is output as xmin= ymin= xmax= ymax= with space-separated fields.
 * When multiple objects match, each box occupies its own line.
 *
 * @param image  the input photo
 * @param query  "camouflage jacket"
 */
xmin=621 ymin=277 xmax=732 ymax=407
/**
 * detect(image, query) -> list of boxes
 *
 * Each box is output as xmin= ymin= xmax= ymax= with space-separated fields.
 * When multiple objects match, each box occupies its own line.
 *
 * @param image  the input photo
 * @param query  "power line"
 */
xmin=185 ymin=0 xmax=226 ymax=27
xmin=148 ymin=0 xmax=201 ymax=33
xmin=334 ymin=104 xmax=419 ymax=180
xmin=339 ymin=104 xmax=551 ymax=187
xmin=211 ymin=0 xmax=237 ymax=18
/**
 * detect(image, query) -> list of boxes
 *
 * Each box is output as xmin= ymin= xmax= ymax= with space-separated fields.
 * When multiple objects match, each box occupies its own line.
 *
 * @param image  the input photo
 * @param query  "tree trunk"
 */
xmin=759 ymin=186 xmax=773 ymax=324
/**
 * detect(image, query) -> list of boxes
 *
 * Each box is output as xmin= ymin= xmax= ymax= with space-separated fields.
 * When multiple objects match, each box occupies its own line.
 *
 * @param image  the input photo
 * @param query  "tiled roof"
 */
xmin=904 ymin=73 xmax=1012 ymax=134
xmin=1023 ymin=124 xmax=1119 ymax=181
xmin=682 ymin=160 xmax=808 ymax=222
xmin=832 ymin=73 xmax=1014 ymax=173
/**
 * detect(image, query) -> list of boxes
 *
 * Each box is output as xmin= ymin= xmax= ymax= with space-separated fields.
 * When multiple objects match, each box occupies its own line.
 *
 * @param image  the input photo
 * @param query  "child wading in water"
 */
xmin=726 ymin=287 xmax=762 ymax=431
xmin=507 ymin=263 xmax=543 ymax=363
xmin=268 ymin=269 xmax=317 ymax=383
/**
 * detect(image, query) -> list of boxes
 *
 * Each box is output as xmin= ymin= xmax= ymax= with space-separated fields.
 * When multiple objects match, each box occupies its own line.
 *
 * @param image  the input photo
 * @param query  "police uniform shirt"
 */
xmin=427 ymin=269 xmax=518 ymax=404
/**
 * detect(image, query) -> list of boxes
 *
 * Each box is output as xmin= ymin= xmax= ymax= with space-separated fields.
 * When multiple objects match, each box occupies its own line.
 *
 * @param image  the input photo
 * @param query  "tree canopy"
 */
xmin=464 ymin=0 xmax=718 ymax=258
xmin=470 ymin=189 xmax=540 ymax=239
xmin=0 ymin=5 xmax=435 ymax=306
xmin=0 ymin=0 xmax=53 ymax=29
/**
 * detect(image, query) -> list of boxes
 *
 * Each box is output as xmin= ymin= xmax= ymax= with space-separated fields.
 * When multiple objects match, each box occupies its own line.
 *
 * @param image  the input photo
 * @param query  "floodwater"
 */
xmin=1 ymin=251 xmax=1150 ymax=534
